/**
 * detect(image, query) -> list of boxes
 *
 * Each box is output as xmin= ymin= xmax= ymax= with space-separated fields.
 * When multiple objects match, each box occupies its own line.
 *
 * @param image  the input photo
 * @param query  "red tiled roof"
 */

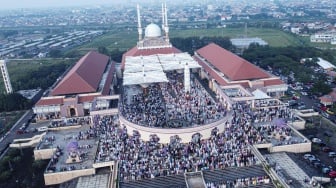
xmin=319 ymin=96 xmax=334 ymax=103
xmin=36 ymin=98 xmax=63 ymax=106
xmin=78 ymin=95 xmax=100 ymax=103
xmin=194 ymin=56 xmax=228 ymax=86
xmin=263 ymin=79 xmax=284 ymax=86
xmin=196 ymin=43 xmax=270 ymax=81
xmin=52 ymin=51 xmax=109 ymax=96
xmin=121 ymin=46 xmax=181 ymax=69
xmin=234 ymin=81 xmax=250 ymax=88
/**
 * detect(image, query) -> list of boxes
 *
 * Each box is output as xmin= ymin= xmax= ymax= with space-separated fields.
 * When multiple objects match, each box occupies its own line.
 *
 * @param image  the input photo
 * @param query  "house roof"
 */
xmin=78 ymin=95 xmax=99 ymax=103
xmin=51 ymin=51 xmax=109 ymax=96
xmin=36 ymin=97 xmax=63 ymax=106
xmin=317 ymin=58 xmax=335 ymax=70
xmin=121 ymin=46 xmax=181 ymax=69
xmin=195 ymin=43 xmax=270 ymax=81
xmin=194 ymin=56 xmax=229 ymax=86
xmin=264 ymin=79 xmax=284 ymax=87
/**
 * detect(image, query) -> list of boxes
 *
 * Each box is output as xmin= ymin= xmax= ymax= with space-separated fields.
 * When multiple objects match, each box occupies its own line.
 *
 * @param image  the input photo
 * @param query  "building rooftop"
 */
xmin=123 ymin=53 xmax=200 ymax=86
xmin=316 ymin=57 xmax=335 ymax=70
xmin=230 ymin=37 xmax=268 ymax=48
xmin=121 ymin=46 xmax=181 ymax=69
xmin=195 ymin=43 xmax=270 ymax=81
xmin=51 ymin=51 xmax=110 ymax=96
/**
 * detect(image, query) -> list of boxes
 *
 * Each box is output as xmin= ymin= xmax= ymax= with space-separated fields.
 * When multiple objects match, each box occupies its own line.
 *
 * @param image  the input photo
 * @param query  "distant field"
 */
xmin=76 ymin=27 xmax=305 ymax=53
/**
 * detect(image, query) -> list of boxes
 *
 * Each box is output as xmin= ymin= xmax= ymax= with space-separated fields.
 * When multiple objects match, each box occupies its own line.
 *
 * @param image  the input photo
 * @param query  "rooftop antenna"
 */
xmin=137 ymin=4 xmax=143 ymax=41
xmin=164 ymin=3 xmax=169 ymax=42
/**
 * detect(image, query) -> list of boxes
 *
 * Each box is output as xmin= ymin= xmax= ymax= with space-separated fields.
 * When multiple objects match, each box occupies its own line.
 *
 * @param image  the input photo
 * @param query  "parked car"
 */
xmin=312 ymin=138 xmax=322 ymax=144
xmin=313 ymin=161 xmax=322 ymax=168
xmin=304 ymin=154 xmax=314 ymax=160
xmin=16 ymin=130 xmax=24 ymax=135
xmin=322 ymin=147 xmax=332 ymax=152
xmin=324 ymin=132 xmax=332 ymax=137
xmin=329 ymin=152 xmax=336 ymax=158
xmin=37 ymin=126 xmax=48 ymax=132
xmin=329 ymin=171 xmax=336 ymax=178
xmin=322 ymin=167 xmax=331 ymax=174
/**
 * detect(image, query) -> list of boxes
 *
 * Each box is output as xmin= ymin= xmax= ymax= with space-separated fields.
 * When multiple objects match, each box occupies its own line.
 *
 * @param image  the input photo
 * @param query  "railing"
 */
xmin=119 ymin=114 xmax=229 ymax=143
xmin=250 ymin=145 xmax=290 ymax=188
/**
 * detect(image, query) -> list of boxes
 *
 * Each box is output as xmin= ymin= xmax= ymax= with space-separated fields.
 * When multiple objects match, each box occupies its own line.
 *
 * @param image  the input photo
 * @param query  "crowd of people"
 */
xmin=251 ymin=105 xmax=291 ymax=124
xmin=41 ymin=71 xmax=303 ymax=186
xmin=121 ymin=72 xmax=226 ymax=128
xmin=93 ymin=100 xmax=280 ymax=182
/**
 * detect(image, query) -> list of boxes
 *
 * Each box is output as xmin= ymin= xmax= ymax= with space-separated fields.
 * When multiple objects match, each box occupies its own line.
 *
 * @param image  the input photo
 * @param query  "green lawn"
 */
xmin=171 ymin=28 xmax=303 ymax=47
xmin=76 ymin=27 xmax=305 ymax=53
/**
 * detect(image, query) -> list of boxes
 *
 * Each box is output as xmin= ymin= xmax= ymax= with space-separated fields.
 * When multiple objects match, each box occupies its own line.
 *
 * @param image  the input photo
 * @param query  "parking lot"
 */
xmin=297 ymin=115 xmax=336 ymax=183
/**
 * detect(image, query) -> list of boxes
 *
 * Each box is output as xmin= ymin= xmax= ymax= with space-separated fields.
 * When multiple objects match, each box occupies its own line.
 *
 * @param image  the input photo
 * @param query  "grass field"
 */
xmin=76 ymin=27 xmax=305 ymax=53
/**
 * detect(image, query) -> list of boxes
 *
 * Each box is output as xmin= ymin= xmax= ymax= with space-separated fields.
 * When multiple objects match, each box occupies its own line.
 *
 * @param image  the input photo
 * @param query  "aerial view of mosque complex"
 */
xmin=19 ymin=4 xmax=316 ymax=188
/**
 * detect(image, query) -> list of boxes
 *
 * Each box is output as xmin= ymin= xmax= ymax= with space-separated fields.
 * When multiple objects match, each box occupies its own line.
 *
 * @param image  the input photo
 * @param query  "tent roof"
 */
xmin=123 ymin=53 xmax=200 ymax=86
xmin=123 ymin=71 xmax=168 ymax=86
xmin=252 ymin=89 xmax=271 ymax=100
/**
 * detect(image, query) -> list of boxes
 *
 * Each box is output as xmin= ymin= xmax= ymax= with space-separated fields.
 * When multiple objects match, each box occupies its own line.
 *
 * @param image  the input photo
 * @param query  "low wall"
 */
xmin=254 ymin=143 xmax=272 ymax=149
xmin=12 ymin=132 xmax=46 ymax=142
xmin=92 ymin=161 xmax=115 ymax=169
xmin=44 ymin=168 xmax=95 ymax=185
xmin=48 ymin=125 xmax=81 ymax=131
xmin=269 ymin=142 xmax=311 ymax=153
xmin=34 ymin=148 xmax=57 ymax=160
xmin=119 ymin=115 xmax=228 ymax=143
xmin=290 ymin=114 xmax=306 ymax=130
xmin=10 ymin=132 xmax=46 ymax=148
xmin=90 ymin=108 xmax=119 ymax=116
xmin=295 ymin=109 xmax=319 ymax=118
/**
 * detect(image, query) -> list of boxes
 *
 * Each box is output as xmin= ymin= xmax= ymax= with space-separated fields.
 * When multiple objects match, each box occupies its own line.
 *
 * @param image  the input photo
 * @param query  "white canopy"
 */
xmin=123 ymin=53 xmax=200 ymax=86
xmin=252 ymin=89 xmax=271 ymax=100
xmin=123 ymin=71 xmax=168 ymax=86
xmin=124 ymin=55 xmax=162 ymax=73
xmin=158 ymin=53 xmax=201 ymax=71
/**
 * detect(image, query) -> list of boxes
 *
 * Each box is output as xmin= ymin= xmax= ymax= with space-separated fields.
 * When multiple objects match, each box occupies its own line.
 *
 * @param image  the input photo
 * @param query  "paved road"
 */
xmin=0 ymin=109 xmax=34 ymax=157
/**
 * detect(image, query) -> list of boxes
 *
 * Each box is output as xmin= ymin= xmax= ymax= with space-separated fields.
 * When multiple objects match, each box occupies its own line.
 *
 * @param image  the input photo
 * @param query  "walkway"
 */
xmin=264 ymin=152 xmax=312 ymax=188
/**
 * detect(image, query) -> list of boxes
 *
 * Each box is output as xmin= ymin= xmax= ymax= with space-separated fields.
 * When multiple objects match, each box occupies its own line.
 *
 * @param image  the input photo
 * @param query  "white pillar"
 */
xmin=164 ymin=3 xmax=169 ymax=42
xmin=184 ymin=64 xmax=190 ymax=93
xmin=137 ymin=4 xmax=143 ymax=41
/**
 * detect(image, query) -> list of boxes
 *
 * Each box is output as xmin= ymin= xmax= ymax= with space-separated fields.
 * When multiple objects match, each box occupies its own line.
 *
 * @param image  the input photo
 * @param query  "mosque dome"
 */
xmin=145 ymin=23 xmax=161 ymax=38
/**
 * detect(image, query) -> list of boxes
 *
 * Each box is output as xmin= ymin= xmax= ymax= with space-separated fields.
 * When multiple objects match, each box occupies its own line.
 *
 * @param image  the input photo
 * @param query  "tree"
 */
xmin=311 ymin=81 xmax=332 ymax=96
xmin=0 ymin=171 xmax=11 ymax=181
xmin=110 ymin=49 xmax=124 ymax=62
xmin=98 ymin=46 xmax=109 ymax=56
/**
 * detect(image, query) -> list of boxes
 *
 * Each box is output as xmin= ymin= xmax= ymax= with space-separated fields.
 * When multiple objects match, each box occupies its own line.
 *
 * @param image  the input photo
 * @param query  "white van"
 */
xmin=37 ymin=126 xmax=48 ymax=132
xmin=329 ymin=152 xmax=336 ymax=158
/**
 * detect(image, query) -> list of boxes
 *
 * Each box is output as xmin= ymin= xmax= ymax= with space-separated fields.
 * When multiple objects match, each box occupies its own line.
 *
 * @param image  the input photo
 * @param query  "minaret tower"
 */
xmin=0 ymin=60 xmax=13 ymax=94
xmin=137 ymin=4 xmax=143 ymax=42
xmin=164 ymin=3 xmax=169 ymax=42
xmin=161 ymin=3 xmax=165 ymax=34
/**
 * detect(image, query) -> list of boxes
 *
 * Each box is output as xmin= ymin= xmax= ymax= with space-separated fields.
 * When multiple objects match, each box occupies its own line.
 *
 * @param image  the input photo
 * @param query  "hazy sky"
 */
xmin=0 ymin=0 xmax=117 ymax=10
